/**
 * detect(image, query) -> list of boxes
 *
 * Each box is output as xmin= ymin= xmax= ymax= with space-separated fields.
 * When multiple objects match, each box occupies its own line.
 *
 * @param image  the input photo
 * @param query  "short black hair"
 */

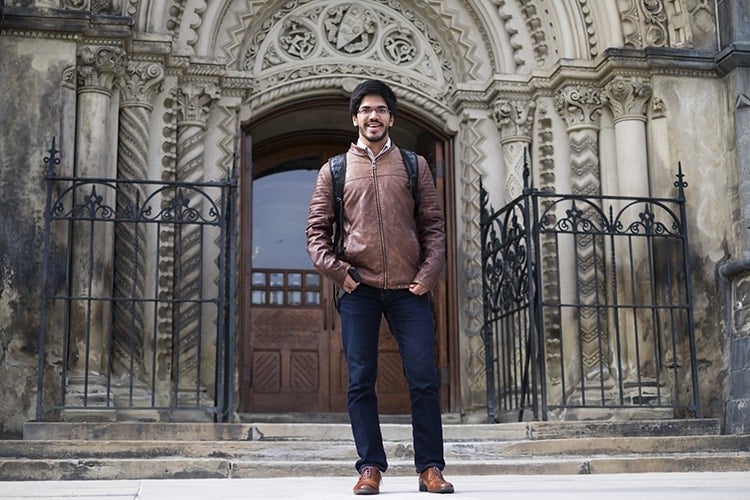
xmin=349 ymin=79 xmax=398 ymax=117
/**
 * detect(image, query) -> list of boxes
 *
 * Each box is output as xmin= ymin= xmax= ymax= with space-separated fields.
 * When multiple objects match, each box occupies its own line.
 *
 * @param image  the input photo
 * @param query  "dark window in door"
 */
xmin=251 ymin=163 xmax=319 ymax=270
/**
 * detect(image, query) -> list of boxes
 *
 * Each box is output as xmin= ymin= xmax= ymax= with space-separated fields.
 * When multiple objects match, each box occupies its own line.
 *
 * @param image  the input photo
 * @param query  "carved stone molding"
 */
xmin=553 ymin=84 xmax=603 ymax=131
xmin=76 ymin=45 xmax=127 ymax=96
xmin=171 ymin=83 xmax=221 ymax=126
xmin=651 ymin=96 xmax=667 ymax=119
xmin=241 ymin=1 xmax=448 ymax=88
xmin=458 ymin=116 xmax=490 ymax=411
xmin=618 ymin=0 xmax=715 ymax=49
xmin=62 ymin=65 xmax=77 ymax=90
xmin=118 ymin=62 xmax=165 ymax=109
xmin=603 ymin=76 xmax=652 ymax=123
xmin=493 ymin=98 xmax=536 ymax=144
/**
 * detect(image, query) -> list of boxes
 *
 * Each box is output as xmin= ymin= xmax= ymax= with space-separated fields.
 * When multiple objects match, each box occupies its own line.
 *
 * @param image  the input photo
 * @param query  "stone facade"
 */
xmin=0 ymin=1 xmax=748 ymax=436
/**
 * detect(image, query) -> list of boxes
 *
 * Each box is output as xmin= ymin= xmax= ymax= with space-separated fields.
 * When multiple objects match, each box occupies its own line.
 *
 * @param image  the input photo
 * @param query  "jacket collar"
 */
xmin=355 ymin=137 xmax=393 ymax=161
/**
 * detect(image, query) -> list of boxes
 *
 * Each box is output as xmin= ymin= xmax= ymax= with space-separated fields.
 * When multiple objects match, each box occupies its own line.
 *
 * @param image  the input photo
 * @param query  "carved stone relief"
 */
xmin=241 ymin=1 xmax=444 ymax=88
xmin=618 ymin=0 xmax=716 ymax=49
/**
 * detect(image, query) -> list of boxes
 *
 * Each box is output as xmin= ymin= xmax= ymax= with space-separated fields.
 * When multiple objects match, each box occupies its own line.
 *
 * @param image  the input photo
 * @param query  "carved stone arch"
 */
xmin=131 ymin=0 xmax=185 ymax=35
xmin=129 ymin=0 xmax=638 ymax=73
xmin=127 ymin=1 xmax=660 ymax=65
xmin=218 ymin=0 xmax=506 ymax=130
xmin=213 ymin=1 xmax=498 ymax=77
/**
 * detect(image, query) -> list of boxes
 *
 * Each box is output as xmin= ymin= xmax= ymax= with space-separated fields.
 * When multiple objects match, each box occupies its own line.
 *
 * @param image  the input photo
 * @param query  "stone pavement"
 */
xmin=2 ymin=472 xmax=750 ymax=499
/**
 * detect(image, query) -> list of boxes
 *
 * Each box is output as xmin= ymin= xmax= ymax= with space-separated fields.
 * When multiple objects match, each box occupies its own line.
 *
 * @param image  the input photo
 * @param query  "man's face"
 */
xmin=352 ymin=94 xmax=394 ymax=149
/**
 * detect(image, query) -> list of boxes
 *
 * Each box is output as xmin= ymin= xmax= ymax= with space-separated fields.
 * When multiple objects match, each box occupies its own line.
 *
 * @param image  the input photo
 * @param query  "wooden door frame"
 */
xmin=239 ymin=99 xmax=459 ymax=415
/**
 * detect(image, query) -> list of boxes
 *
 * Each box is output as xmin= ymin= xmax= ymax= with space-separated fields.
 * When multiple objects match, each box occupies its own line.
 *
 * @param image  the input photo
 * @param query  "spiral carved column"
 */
xmin=112 ymin=62 xmax=165 ymax=383
xmin=170 ymin=82 xmax=220 ymax=404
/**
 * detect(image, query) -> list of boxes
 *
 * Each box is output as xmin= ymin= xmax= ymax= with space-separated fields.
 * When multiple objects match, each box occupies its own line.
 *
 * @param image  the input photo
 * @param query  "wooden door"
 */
xmin=245 ymin=268 xmax=335 ymax=412
xmin=240 ymin=134 xmax=449 ymax=415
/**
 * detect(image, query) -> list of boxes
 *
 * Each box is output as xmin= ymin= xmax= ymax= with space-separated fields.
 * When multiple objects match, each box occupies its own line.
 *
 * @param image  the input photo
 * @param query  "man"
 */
xmin=306 ymin=79 xmax=454 ymax=495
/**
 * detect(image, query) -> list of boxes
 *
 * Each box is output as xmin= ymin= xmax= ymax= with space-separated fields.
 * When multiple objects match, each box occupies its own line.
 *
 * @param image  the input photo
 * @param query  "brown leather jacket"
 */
xmin=306 ymin=144 xmax=445 ymax=290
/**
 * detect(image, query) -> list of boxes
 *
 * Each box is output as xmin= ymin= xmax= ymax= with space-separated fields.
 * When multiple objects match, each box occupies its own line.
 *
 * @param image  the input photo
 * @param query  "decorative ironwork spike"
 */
xmin=674 ymin=161 xmax=687 ymax=200
xmin=44 ymin=137 xmax=61 ymax=176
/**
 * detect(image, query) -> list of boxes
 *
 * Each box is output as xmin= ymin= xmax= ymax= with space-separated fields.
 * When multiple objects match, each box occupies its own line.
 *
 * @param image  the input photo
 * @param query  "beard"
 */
xmin=360 ymin=121 xmax=389 ymax=143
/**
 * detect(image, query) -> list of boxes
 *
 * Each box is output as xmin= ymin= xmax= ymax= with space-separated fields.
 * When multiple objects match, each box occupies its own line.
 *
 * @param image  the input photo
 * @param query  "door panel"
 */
xmin=247 ymin=269 xmax=330 ymax=412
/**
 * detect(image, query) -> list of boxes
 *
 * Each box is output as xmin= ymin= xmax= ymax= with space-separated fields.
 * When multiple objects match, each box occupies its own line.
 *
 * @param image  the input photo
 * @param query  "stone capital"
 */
xmin=77 ymin=45 xmax=127 ymax=95
xmin=554 ymin=84 xmax=603 ymax=131
xmin=118 ymin=62 xmax=165 ymax=109
xmin=493 ymin=98 xmax=536 ymax=144
xmin=603 ymin=76 xmax=652 ymax=123
xmin=172 ymin=83 xmax=221 ymax=125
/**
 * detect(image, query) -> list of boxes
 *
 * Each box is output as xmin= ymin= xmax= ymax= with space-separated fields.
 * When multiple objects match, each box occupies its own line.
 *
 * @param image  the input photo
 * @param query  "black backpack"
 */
xmin=329 ymin=148 xmax=420 ymax=257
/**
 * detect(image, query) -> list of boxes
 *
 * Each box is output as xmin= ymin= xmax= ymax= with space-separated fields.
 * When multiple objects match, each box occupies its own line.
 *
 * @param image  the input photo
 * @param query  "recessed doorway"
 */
xmin=238 ymin=96 xmax=457 ymax=416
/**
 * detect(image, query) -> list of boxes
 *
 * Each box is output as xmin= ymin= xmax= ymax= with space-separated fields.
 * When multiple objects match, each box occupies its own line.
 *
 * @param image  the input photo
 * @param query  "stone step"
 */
xmin=2 ymin=418 xmax=745 ymax=481
xmin=21 ymin=418 xmax=722 ymax=442
xmin=2 ymin=434 xmax=749 ymax=461
xmin=1 ymin=444 xmax=749 ymax=480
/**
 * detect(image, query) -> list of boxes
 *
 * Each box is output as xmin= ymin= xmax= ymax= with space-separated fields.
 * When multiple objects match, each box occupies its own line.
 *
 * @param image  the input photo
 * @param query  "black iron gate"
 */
xmin=480 ymin=165 xmax=700 ymax=422
xmin=36 ymin=139 xmax=238 ymax=422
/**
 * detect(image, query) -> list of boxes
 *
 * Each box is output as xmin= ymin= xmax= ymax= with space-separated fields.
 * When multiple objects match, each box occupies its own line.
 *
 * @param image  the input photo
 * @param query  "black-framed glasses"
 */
xmin=357 ymin=106 xmax=390 ymax=116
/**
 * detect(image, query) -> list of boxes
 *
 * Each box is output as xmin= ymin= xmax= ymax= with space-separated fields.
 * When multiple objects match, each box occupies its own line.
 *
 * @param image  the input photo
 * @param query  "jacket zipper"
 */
xmin=371 ymin=157 xmax=389 ymax=288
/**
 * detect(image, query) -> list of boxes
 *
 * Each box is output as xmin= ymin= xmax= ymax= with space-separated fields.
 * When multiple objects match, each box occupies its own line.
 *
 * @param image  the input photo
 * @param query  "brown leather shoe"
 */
xmin=418 ymin=466 xmax=454 ymax=494
xmin=353 ymin=465 xmax=382 ymax=495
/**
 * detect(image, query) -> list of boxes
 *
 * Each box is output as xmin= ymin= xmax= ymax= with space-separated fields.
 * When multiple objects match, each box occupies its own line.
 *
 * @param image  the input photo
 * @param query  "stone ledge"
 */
xmin=23 ymin=418 xmax=720 ymax=442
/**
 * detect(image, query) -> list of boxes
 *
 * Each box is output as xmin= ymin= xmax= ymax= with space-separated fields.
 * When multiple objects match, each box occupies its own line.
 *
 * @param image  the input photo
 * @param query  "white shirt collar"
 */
xmin=357 ymin=137 xmax=392 ymax=161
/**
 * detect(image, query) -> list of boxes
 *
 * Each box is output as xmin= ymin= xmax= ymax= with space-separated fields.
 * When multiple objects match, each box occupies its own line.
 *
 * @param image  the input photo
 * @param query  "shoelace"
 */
xmin=360 ymin=467 xmax=382 ymax=486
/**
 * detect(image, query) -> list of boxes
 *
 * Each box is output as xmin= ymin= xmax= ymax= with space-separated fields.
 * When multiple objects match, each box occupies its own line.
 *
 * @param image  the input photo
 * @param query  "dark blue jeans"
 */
xmin=338 ymin=285 xmax=446 ymax=474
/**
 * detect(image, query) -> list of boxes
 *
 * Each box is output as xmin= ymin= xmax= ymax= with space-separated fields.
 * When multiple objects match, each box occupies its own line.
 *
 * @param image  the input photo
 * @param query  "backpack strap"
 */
xmin=328 ymin=153 xmax=347 ymax=257
xmin=400 ymin=148 xmax=420 ymax=214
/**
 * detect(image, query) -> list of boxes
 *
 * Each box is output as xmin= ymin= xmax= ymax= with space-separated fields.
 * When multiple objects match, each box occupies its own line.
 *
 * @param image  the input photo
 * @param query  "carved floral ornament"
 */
xmin=602 ymin=76 xmax=652 ymax=121
xmin=243 ymin=1 xmax=442 ymax=85
xmin=554 ymin=85 xmax=603 ymax=129
xmin=76 ymin=45 xmax=127 ymax=93
xmin=493 ymin=99 xmax=536 ymax=142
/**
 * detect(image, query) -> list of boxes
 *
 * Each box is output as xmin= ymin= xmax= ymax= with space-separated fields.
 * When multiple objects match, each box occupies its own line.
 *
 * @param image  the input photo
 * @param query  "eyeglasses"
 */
xmin=357 ymin=106 xmax=390 ymax=116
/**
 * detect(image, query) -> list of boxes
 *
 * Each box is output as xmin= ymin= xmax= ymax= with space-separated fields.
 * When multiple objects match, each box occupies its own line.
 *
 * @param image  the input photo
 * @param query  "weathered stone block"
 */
xmin=729 ymin=367 xmax=750 ymax=399
xmin=725 ymin=399 xmax=750 ymax=434
xmin=730 ymin=337 xmax=750 ymax=370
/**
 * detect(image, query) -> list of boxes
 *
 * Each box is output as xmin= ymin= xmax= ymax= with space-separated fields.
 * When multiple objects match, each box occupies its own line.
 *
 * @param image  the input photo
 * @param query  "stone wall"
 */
xmin=716 ymin=0 xmax=750 ymax=435
xmin=0 ymin=35 xmax=77 ymax=437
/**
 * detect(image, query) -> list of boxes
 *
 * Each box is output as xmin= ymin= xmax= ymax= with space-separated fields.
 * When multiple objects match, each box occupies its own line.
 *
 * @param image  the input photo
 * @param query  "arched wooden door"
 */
xmin=239 ymin=114 xmax=453 ymax=416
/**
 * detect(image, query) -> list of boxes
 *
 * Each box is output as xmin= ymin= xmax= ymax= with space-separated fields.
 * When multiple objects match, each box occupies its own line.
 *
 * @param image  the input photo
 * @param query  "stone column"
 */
xmin=554 ymin=84 xmax=611 ymax=401
xmin=603 ymin=76 xmax=652 ymax=197
xmin=716 ymin=0 xmax=750 ymax=433
xmin=602 ymin=76 xmax=656 ymax=393
xmin=75 ymin=45 xmax=126 ymax=178
xmin=111 ymin=62 xmax=165 ymax=390
xmin=68 ymin=45 xmax=126 ymax=404
xmin=169 ymin=82 xmax=220 ymax=406
xmin=493 ymin=98 xmax=535 ymax=200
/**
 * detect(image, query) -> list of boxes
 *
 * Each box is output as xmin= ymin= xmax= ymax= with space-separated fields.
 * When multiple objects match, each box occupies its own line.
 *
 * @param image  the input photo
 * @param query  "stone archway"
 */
xmin=201 ymin=0 xmax=496 ymax=417
xmin=132 ymin=0 xmax=594 ymax=420
xmin=124 ymin=0 xmax=721 ymax=421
